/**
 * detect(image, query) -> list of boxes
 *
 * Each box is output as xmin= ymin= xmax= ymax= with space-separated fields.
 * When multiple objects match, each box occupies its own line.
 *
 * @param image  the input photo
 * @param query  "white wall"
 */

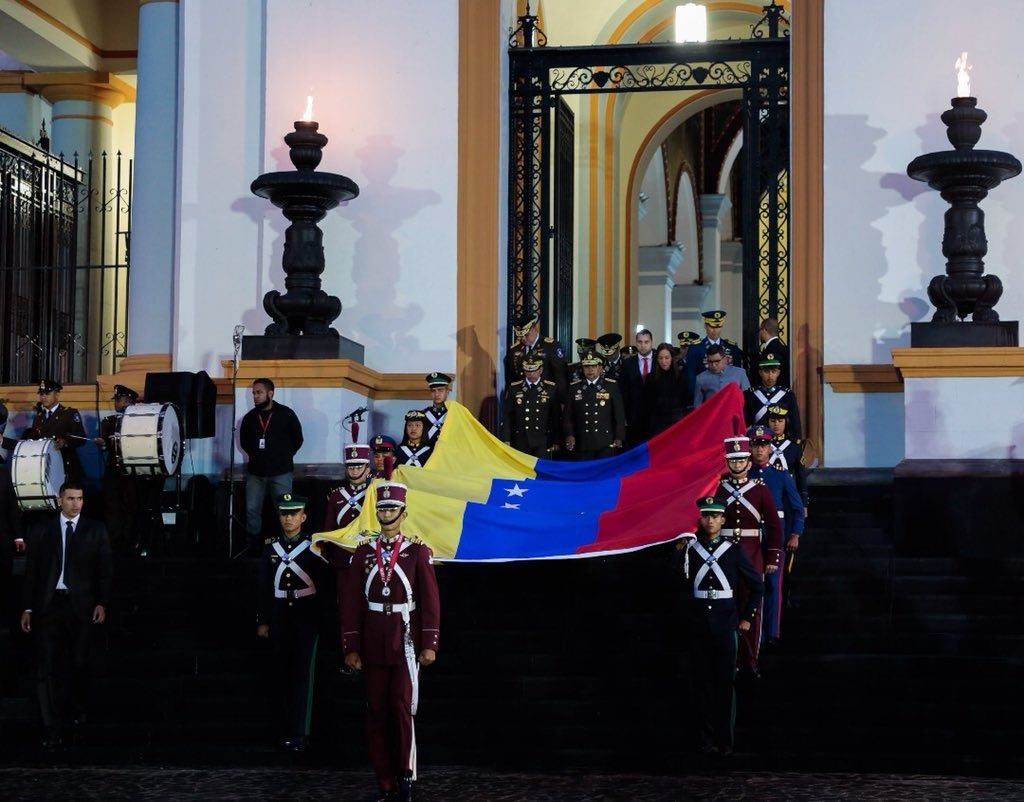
xmin=261 ymin=0 xmax=459 ymax=374
xmin=824 ymin=0 xmax=1024 ymax=364
xmin=823 ymin=387 xmax=905 ymax=468
xmin=904 ymin=377 xmax=1024 ymax=460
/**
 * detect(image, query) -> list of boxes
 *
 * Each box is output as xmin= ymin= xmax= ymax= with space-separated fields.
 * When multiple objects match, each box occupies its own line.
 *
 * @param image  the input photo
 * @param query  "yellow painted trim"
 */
xmin=12 ymin=0 xmax=138 ymax=59
xmin=0 ymin=385 xmax=114 ymax=412
xmin=140 ymin=0 xmax=178 ymax=6
xmin=790 ymin=0 xmax=824 ymax=459
xmin=588 ymin=94 xmax=600 ymax=332
xmin=221 ymin=360 xmax=430 ymax=402
xmin=24 ymin=71 xmax=136 ymax=106
xmin=822 ymin=364 xmax=903 ymax=393
xmin=603 ymin=96 xmax=616 ymax=331
xmin=891 ymin=347 xmax=1024 ymax=378
xmin=457 ymin=0 xmax=500 ymax=420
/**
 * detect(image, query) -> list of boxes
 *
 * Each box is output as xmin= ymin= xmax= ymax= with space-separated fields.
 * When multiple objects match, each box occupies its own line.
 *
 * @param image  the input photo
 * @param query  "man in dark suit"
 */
xmin=20 ymin=482 xmax=112 ymax=749
xmin=755 ymin=317 xmax=790 ymax=389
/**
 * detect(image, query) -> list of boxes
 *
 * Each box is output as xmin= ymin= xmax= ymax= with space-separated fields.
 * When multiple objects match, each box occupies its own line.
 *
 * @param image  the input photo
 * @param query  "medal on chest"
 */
xmin=375 ymin=535 xmax=404 ymax=597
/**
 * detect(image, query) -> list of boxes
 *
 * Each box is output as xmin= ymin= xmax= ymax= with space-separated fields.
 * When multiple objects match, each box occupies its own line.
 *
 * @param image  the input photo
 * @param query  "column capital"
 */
xmin=699 ymin=193 xmax=732 ymax=227
xmin=23 ymin=71 xmax=136 ymax=108
xmin=638 ymin=244 xmax=685 ymax=285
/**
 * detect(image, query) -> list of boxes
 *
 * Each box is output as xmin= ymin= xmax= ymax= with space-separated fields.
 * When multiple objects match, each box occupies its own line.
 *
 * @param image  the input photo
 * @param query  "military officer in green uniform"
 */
xmin=257 ymin=493 xmax=329 ymax=752
xmin=563 ymin=350 xmax=626 ymax=460
xmin=503 ymin=313 xmax=568 ymax=396
xmin=501 ymin=356 xmax=562 ymax=457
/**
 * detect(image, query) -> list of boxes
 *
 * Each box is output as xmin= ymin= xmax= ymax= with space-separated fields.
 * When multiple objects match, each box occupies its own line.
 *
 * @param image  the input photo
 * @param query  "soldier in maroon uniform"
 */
xmin=342 ymin=482 xmax=440 ymax=802
xmin=714 ymin=435 xmax=782 ymax=678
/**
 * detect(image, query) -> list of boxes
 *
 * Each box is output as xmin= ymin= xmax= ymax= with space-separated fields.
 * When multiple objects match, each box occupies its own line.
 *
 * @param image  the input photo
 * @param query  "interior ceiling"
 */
xmin=0 ymin=0 xmax=138 ymax=72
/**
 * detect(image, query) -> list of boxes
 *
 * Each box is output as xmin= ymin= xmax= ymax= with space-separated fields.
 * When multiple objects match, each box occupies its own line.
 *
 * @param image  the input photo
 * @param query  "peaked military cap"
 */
xmin=620 ymin=345 xmax=638 ymax=358
xmin=747 ymin=425 xmax=773 ymax=443
xmin=376 ymin=481 xmax=408 ymax=508
xmin=677 ymin=330 xmax=702 ymax=347
xmin=758 ymin=352 xmax=781 ymax=368
xmin=522 ymin=355 xmax=544 ymax=372
xmin=405 ymin=409 xmax=428 ymax=422
xmin=344 ymin=443 xmax=372 ymax=464
xmin=701 ymin=310 xmax=727 ymax=326
xmin=371 ymin=434 xmax=398 ymax=452
xmin=595 ymin=332 xmax=623 ymax=356
xmin=37 ymin=378 xmax=63 ymax=393
xmin=724 ymin=435 xmax=751 ymax=459
xmin=575 ymin=337 xmax=597 ymax=356
xmin=426 ymin=372 xmax=452 ymax=387
xmin=277 ymin=493 xmax=307 ymax=511
xmin=111 ymin=384 xmax=139 ymax=402
xmin=579 ymin=349 xmax=605 ymax=367
xmin=766 ymin=405 xmax=789 ymax=419
xmin=513 ymin=313 xmax=539 ymax=338
xmin=697 ymin=496 xmax=726 ymax=514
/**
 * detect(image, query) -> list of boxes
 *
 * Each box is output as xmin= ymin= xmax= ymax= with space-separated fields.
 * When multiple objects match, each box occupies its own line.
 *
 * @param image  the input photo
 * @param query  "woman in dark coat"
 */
xmin=642 ymin=343 xmax=693 ymax=438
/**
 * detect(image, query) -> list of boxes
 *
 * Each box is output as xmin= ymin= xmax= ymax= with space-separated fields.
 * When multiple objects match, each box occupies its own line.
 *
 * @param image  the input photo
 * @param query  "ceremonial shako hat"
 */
xmin=344 ymin=444 xmax=372 ymax=464
xmin=579 ymin=349 xmax=605 ymax=367
xmin=595 ymin=332 xmax=623 ymax=357
xmin=404 ymin=410 xmax=427 ymax=422
xmin=277 ymin=493 xmax=307 ymax=511
xmin=371 ymin=434 xmax=397 ymax=453
xmin=376 ymin=482 xmax=408 ymax=508
xmin=513 ymin=313 xmax=539 ymax=338
xmin=111 ymin=384 xmax=139 ymax=401
xmin=620 ymin=345 xmax=638 ymax=358
xmin=766 ymin=405 xmax=789 ymax=420
xmin=574 ymin=337 xmax=596 ymax=356
xmin=747 ymin=425 xmax=773 ymax=443
xmin=724 ymin=435 xmax=751 ymax=459
xmin=37 ymin=378 xmax=63 ymax=394
xmin=697 ymin=496 xmax=726 ymax=514
xmin=426 ymin=372 xmax=452 ymax=387
xmin=677 ymin=330 xmax=701 ymax=347
xmin=521 ymin=355 xmax=544 ymax=372
xmin=701 ymin=310 xmax=727 ymax=326
xmin=758 ymin=352 xmax=781 ymax=368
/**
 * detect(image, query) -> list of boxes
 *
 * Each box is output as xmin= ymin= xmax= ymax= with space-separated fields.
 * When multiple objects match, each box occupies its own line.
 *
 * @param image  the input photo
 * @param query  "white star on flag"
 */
xmin=502 ymin=503 xmax=521 ymax=509
xmin=505 ymin=483 xmax=528 ymax=497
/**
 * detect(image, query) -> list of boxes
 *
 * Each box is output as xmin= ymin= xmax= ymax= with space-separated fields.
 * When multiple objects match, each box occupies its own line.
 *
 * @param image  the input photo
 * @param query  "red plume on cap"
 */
xmin=383 ymin=454 xmax=395 ymax=481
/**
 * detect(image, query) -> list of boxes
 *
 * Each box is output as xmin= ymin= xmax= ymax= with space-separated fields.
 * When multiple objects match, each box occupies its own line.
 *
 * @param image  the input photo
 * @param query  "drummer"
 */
xmin=94 ymin=385 xmax=141 ymax=555
xmin=22 ymin=379 xmax=88 ymax=484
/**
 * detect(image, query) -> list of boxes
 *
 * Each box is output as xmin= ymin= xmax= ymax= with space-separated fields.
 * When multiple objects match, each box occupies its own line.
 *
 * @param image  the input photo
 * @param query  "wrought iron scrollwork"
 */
xmin=550 ymin=61 xmax=751 ymax=93
xmin=752 ymin=1 xmax=790 ymax=39
xmin=509 ymin=2 xmax=547 ymax=49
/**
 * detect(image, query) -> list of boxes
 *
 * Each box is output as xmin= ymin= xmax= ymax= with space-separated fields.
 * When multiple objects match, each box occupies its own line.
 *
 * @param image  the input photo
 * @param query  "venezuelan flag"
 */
xmin=313 ymin=383 xmax=745 ymax=561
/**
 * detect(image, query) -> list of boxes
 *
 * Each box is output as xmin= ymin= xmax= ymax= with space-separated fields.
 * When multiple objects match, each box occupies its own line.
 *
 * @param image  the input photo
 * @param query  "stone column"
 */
xmin=129 ymin=0 xmax=180 ymax=356
xmin=699 ymin=193 xmax=732 ymax=310
xmin=637 ymin=244 xmax=683 ymax=343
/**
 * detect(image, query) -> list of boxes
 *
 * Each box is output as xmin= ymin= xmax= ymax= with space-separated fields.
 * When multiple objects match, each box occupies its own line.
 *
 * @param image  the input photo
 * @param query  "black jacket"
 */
xmin=23 ymin=514 xmax=113 ymax=620
xmin=641 ymin=367 xmax=692 ymax=437
xmin=239 ymin=402 xmax=304 ymax=477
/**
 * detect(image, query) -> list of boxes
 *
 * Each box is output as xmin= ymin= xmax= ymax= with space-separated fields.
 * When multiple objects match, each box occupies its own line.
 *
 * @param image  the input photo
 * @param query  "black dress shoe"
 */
xmin=376 ymin=787 xmax=398 ymax=802
xmin=42 ymin=731 xmax=63 ymax=750
xmin=397 ymin=776 xmax=414 ymax=802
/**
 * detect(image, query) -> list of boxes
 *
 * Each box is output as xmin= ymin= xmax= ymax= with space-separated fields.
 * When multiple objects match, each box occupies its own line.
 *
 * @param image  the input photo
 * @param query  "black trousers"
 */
xmin=35 ymin=593 xmax=94 ymax=731
xmin=271 ymin=610 xmax=320 ymax=740
xmin=574 ymin=447 xmax=615 ymax=461
xmin=689 ymin=627 xmax=738 ymax=750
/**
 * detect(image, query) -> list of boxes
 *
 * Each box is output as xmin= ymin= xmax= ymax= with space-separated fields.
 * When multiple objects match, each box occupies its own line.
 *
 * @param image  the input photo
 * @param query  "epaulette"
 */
xmin=327 ymin=485 xmax=342 ymax=496
xmin=570 ymin=379 xmax=582 ymax=386
xmin=359 ymin=529 xmax=383 ymax=544
xmin=542 ymin=379 xmax=556 ymax=386
xmin=543 ymin=336 xmax=554 ymax=343
xmin=603 ymin=378 xmax=617 ymax=383
xmin=510 ymin=380 xmax=524 ymax=387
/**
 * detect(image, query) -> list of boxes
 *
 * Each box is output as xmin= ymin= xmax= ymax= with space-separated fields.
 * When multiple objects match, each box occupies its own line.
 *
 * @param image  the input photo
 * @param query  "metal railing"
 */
xmin=0 ymin=130 xmax=131 ymax=385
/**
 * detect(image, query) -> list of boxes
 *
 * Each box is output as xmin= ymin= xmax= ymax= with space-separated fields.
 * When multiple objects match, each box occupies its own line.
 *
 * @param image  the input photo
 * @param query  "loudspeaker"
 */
xmin=144 ymin=371 xmax=217 ymax=440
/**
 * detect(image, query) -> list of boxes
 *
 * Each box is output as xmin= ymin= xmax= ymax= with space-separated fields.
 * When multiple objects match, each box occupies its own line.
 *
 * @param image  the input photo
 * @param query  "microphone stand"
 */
xmin=228 ymin=327 xmax=243 ymax=558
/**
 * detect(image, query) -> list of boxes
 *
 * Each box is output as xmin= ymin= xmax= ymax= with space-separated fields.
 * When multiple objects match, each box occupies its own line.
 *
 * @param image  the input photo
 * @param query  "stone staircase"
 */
xmin=1 ymin=474 xmax=1021 ymax=776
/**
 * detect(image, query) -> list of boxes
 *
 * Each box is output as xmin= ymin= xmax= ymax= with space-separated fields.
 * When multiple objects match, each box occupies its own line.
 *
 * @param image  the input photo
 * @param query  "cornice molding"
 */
xmin=822 ymin=363 xmax=903 ymax=393
xmin=221 ymin=359 xmax=428 ymax=400
xmin=23 ymin=71 xmax=136 ymax=107
xmin=891 ymin=347 xmax=1024 ymax=378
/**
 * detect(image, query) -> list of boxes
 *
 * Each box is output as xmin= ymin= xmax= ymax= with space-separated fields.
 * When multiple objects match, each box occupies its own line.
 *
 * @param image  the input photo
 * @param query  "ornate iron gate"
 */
xmin=0 ymin=131 xmax=131 ymax=385
xmin=507 ymin=3 xmax=790 ymax=357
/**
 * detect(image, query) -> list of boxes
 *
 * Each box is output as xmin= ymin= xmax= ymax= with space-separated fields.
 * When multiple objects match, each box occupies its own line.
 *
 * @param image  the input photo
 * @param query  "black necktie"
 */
xmin=61 ymin=520 xmax=73 ymax=586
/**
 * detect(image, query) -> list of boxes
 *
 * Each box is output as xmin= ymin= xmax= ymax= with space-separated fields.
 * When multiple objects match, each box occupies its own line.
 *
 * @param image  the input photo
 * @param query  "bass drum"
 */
xmin=11 ymin=438 xmax=66 ymax=511
xmin=115 ymin=402 xmax=183 ymax=476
